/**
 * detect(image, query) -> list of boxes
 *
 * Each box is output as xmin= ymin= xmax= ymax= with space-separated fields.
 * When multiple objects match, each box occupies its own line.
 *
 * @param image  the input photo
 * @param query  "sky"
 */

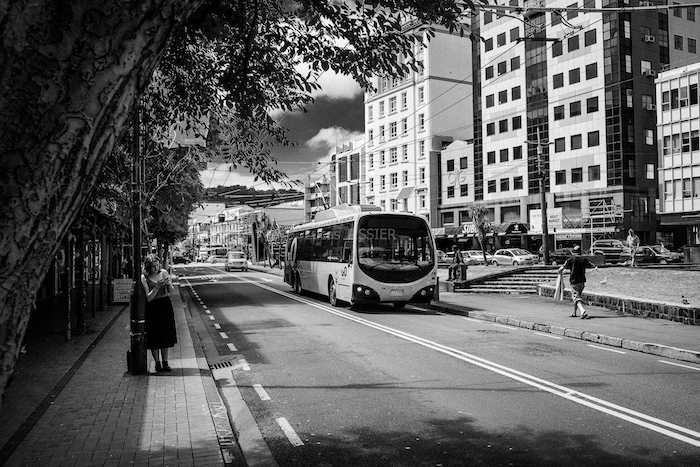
xmin=199 ymin=70 xmax=366 ymax=191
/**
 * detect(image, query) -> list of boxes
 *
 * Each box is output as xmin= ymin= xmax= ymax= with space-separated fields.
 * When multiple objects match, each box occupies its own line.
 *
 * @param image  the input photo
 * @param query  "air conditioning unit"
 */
xmin=643 ymin=35 xmax=656 ymax=43
xmin=643 ymin=69 xmax=657 ymax=77
xmin=645 ymin=103 xmax=656 ymax=111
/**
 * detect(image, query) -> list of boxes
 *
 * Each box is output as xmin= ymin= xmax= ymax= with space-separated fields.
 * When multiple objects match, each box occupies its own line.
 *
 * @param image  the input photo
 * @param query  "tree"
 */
xmin=0 ymin=0 xmax=470 ymax=405
xmin=468 ymin=203 xmax=492 ymax=265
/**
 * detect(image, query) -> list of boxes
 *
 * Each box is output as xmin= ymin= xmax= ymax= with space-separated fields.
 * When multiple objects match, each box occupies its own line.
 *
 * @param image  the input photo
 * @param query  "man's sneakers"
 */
xmin=580 ymin=311 xmax=590 ymax=319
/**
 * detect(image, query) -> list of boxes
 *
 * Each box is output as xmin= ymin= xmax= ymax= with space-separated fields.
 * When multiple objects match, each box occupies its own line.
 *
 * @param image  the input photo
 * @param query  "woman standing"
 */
xmin=141 ymin=254 xmax=177 ymax=372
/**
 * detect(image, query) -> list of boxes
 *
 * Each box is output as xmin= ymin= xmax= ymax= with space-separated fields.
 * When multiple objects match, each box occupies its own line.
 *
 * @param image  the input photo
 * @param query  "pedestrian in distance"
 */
xmin=627 ymin=229 xmax=640 ymax=267
xmin=447 ymin=245 xmax=464 ymax=281
xmin=557 ymin=245 xmax=598 ymax=319
xmin=141 ymin=254 xmax=177 ymax=372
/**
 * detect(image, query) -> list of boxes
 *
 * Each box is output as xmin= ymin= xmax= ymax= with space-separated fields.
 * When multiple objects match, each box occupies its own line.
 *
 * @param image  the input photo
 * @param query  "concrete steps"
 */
xmin=461 ymin=267 xmax=559 ymax=294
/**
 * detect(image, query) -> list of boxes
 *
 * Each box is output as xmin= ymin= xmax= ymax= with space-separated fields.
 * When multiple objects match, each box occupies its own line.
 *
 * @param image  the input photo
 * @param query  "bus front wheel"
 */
xmin=329 ymin=278 xmax=340 ymax=307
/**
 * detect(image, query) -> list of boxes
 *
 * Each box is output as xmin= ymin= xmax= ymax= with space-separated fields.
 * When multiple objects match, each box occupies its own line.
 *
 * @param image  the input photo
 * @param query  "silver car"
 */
xmin=490 ymin=248 xmax=538 ymax=266
xmin=224 ymin=251 xmax=249 ymax=271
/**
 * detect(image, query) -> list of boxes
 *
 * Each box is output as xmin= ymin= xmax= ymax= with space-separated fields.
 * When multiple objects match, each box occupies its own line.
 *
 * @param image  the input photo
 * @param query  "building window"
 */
xmin=588 ymin=130 xmax=600 ymax=146
xmin=500 ymin=148 xmax=509 ymax=162
xmin=460 ymin=157 xmax=468 ymax=169
xmin=500 ymin=178 xmax=510 ymax=191
xmin=486 ymin=94 xmax=495 ymax=108
xmin=570 ymin=101 xmax=582 ymax=116
xmin=486 ymin=123 xmax=495 ymax=135
xmin=402 ymin=144 xmax=408 ymax=161
xmin=512 ymin=86 xmax=521 ymax=100
xmin=553 ymin=73 xmax=564 ymax=89
xmin=586 ymin=96 xmax=599 ymax=113
xmin=419 ymin=167 xmax=426 ymax=184
xmin=646 ymin=163 xmax=655 ymax=180
xmin=487 ymin=180 xmax=497 ymax=193
xmin=555 ymin=170 xmax=566 ymax=185
xmin=513 ymin=115 xmax=522 ymax=129
xmin=401 ymin=92 xmax=407 ymax=109
xmin=447 ymin=159 xmax=455 ymax=171
xmin=389 ymin=96 xmax=397 ymax=113
xmin=498 ymin=90 xmax=508 ymax=104
xmin=586 ymin=62 xmax=598 ymax=79
xmin=418 ymin=87 xmax=424 ymax=104
xmin=368 ymin=129 xmax=374 ymax=145
xmin=567 ymin=2 xmax=578 ymax=19
xmin=641 ymin=60 xmax=653 ymax=74
xmin=380 ymin=150 xmax=386 ymax=166
xmin=497 ymin=32 xmax=506 ymax=47
xmin=390 ymin=172 xmax=398 ymax=189
xmin=513 ymin=145 xmax=523 ymax=159
xmin=418 ymin=114 xmax=425 ymax=131
xmin=368 ymin=105 xmax=373 ymax=122
xmin=510 ymin=27 xmax=520 ymax=42
xmin=569 ymin=68 xmax=581 ymax=84
xmin=499 ymin=119 xmax=508 ymax=133
xmin=442 ymin=211 xmax=454 ymax=224
xmin=402 ymin=118 xmax=408 ymax=135
xmin=554 ymin=105 xmax=565 ymax=120
xmin=552 ymin=40 xmax=563 ymax=57
xmin=390 ymin=147 xmax=398 ymax=163
xmin=568 ymin=35 xmax=579 ymax=52
xmin=625 ymin=54 xmax=632 ymax=74
xmin=486 ymin=66 xmax=494 ymax=79
xmin=585 ymin=29 xmax=597 ymax=46
xmin=514 ymin=176 xmax=523 ymax=190
xmin=419 ymin=193 xmax=426 ymax=209
xmin=588 ymin=165 xmax=600 ymax=181
xmin=511 ymin=56 xmax=520 ymax=70
xmin=380 ymin=175 xmax=386 ymax=191
xmin=688 ymin=6 xmax=696 ymax=20
xmin=498 ymin=61 xmax=507 ymax=75
xmin=645 ymin=129 xmax=654 ymax=145
xmin=447 ymin=186 xmax=455 ymax=198
xmin=419 ymin=140 xmax=425 ymax=158
xmin=675 ymin=34 xmax=683 ymax=50
xmin=572 ymin=167 xmax=583 ymax=183
xmin=487 ymin=151 xmax=496 ymax=164
xmin=555 ymin=138 xmax=565 ymax=152
xmin=689 ymin=38 xmax=697 ymax=54
xmin=626 ymin=88 xmax=633 ymax=107
xmin=484 ymin=11 xmax=493 ymax=24
xmin=389 ymin=121 xmax=397 ymax=139
xmin=379 ymin=125 xmax=385 ymax=141
xmin=369 ymin=178 xmax=374 ymax=192
xmin=571 ymin=134 xmax=583 ymax=149
xmin=460 ymin=184 xmax=469 ymax=196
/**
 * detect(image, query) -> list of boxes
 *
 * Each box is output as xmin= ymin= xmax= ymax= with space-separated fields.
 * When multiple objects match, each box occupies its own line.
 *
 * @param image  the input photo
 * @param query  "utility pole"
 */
xmin=526 ymin=127 xmax=551 ymax=265
xmin=130 ymin=98 xmax=147 ymax=375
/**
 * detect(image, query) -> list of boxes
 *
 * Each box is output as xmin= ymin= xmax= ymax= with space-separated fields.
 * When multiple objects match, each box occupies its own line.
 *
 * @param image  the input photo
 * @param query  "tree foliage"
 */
xmin=0 ymin=0 xmax=471 ymax=406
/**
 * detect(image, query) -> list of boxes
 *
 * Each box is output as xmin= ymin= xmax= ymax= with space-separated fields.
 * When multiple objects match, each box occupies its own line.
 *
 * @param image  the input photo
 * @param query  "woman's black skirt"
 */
xmin=145 ymin=297 xmax=177 ymax=349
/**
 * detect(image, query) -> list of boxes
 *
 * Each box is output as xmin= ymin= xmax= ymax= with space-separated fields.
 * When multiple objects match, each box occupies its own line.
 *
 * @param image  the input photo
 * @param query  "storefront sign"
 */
xmin=112 ymin=279 xmax=133 ymax=303
xmin=529 ymin=208 xmax=563 ymax=233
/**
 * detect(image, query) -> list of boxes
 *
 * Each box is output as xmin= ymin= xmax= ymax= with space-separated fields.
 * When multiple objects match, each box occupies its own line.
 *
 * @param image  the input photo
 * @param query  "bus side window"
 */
xmin=342 ymin=240 xmax=353 ymax=263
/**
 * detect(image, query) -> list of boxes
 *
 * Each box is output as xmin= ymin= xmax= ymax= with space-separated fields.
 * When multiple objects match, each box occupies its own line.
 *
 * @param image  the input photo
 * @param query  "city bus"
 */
xmin=198 ymin=244 xmax=228 ymax=263
xmin=284 ymin=204 xmax=438 ymax=308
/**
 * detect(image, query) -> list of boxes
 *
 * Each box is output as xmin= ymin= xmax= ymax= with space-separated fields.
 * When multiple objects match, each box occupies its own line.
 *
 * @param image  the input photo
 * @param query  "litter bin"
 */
xmin=455 ymin=263 xmax=468 ymax=281
xmin=684 ymin=245 xmax=700 ymax=264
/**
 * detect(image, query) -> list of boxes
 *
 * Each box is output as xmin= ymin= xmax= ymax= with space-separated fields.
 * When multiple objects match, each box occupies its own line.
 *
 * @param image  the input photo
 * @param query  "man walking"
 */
xmin=448 ymin=245 xmax=464 ymax=281
xmin=627 ymin=229 xmax=640 ymax=267
xmin=557 ymin=245 xmax=597 ymax=319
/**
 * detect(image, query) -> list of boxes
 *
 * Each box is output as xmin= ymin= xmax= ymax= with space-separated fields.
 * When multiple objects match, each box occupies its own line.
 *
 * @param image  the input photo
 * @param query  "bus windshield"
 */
xmin=356 ymin=215 xmax=435 ymax=283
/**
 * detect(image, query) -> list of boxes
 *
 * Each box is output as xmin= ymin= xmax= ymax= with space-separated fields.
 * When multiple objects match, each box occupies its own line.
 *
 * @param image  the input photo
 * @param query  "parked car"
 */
xmin=588 ymin=239 xmax=632 ymax=264
xmin=172 ymin=254 xmax=190 ymax=264
xmin=224 ymin=251 xmax=249 ymax=271
xmin=490 ymin=248 xmax=539 ymax=266
xmin=436 ymin=250 xmax=446 ymax=263
xmin=633 ymin=245 xmax=684 ymax=264
xmin=548 ymin=247 xmax=576 ymax=265
xmin=463 ymin=250 xmax=493 ymax=265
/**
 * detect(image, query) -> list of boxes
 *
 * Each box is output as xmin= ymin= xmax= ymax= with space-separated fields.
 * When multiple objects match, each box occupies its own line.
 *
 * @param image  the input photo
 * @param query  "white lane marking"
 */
xmin=659 ymin=360 xmax=700 ymax=371
xmin=245 ymin=278 xmax=700 ymax=448
xmin=493 ymin=324 xmax=513 ymax=330
xmin=219 ymin=332 xmax=229 ymax=339
xmin=209 ymin=316 xmax=216 ymax=321
xmin=535 ymin=332 xmax=563 ymax=340
xmin=253 ymin=384 xmax=271 ymax=401
xmin=214 ymin=323 xmax=221 ymax=330
xmin=234 ymin=358 xmax=250 ymax=371
xmin=411 ymin=306 xmax=430 ymax=312
xmin=227 ymin=343 xmax=238 ymax=352
xmin=463 ymin=317 xmax=481 ymax=323
xmin=276 ymin=417 xmax=304 ymax=447
xmin=205 ymin=309 xmax=211 ymax=314
xmin=588 ymin=344 xmax=627 ymax=355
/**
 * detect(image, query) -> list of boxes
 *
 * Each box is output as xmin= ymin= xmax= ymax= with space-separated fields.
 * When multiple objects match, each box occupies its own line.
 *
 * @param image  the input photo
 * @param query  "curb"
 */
xmin=431 ymin=300 xmax=700 ymax=365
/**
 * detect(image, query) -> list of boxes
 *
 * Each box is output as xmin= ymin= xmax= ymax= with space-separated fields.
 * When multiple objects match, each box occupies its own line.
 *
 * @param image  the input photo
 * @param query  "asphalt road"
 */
xmin=177 ymin=264 xmax=700 ymax=467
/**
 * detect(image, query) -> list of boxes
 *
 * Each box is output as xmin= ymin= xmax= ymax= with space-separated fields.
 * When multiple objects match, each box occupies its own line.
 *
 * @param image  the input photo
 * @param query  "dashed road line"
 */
xmin=588 ymin=344 xmax=627 ymax=354
xmin=219 ymin=332 xmax=229 ymax=339
xmin=214 ymin=323 xmax=221 ymax=330
xmin=253 ymin=384 xmax=271 ymax=401
xmin=535 ymin=332 xmax=563 ymax=339
xmin=659 ymin=360 xmax=700 ymax=371
xmin=276 ymin=417 xmax=304 ymax=446
xmin=227 ymin=343 xmax=238 ymax=352
xmin=463 ymin=317 xmax=481 ymax=323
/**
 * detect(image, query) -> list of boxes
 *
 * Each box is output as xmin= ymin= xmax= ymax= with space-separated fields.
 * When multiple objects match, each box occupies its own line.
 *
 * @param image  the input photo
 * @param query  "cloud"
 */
xmin=306 ymin=127 xmax=364 ymax=152
xmin=313 ymin=72 xmax=362 ymax=101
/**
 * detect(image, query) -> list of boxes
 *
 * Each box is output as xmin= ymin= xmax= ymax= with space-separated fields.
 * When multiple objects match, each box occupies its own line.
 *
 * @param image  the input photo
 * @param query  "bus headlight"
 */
xmin=352 ymin=284 xmax=380 ymax=302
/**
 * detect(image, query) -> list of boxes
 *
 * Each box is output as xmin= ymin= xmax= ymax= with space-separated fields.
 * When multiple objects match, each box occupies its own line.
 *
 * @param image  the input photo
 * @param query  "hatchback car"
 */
xmin=490 ymin=248 xmax=538 ymax=266
xmin=634 ymin=245 xmax=683 ymax=265
xmin=464 ymin=250 xmax=493 ymax=265
xmin=588 ymin=239 xmax=631 ymax=264
xmin=224 ymin=251 xmax=249 ymax=271
xmin=548 ymin=248 xmax=576 ymax=265
xmin=172 ymin=254 xmax=190 ymax=264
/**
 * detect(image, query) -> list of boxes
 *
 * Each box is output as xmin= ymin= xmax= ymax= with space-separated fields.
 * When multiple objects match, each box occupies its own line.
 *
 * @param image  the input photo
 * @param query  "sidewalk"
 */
xmin=0 ymin=282 xmax=240 ymax=467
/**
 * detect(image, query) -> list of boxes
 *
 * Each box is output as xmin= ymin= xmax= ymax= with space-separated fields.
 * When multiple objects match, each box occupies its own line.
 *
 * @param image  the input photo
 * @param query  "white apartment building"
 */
xmin=657 ymin=61 xmax=700 ymax=245
xmin=332 ymin=138 xmax=365 ymax=208
xmin=362 ymin=22 xmax=474 ymax=226
xmin=465 ymin=0 xmax=698 ymax=252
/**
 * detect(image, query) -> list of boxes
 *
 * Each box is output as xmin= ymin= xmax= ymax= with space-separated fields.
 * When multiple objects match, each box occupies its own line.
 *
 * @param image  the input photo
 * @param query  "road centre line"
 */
xmin=209 ymin=316 xmax=216 ymax=321
xmin=588 ymin=344 xmax=627 ymax=354
xmin=219 ymin=332 xmax=229 ymax=339
xmin=659 ymin=360 xmax=700 ymax=371
xmin=276 ymin=417 xmax=304 ymax=447
xmin=253 ymin=384 xmax=271 ymax=401
xmin=245 ymin=278 xmax=700 ymax=448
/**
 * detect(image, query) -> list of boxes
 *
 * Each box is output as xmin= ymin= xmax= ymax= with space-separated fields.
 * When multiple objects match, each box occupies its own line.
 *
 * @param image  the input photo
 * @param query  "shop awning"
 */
xmin=394 ymin=186 xmax=415 ymax=199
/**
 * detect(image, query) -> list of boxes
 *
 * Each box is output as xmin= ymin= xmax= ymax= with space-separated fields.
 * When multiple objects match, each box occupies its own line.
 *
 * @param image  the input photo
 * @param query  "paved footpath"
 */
xmin=1 ymin=265 xmax=698 ymax=467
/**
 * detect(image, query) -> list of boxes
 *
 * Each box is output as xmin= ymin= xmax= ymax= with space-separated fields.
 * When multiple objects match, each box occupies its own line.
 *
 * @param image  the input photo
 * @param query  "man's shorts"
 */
xmin=571 ymin=282 xmax=586 ymax=304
